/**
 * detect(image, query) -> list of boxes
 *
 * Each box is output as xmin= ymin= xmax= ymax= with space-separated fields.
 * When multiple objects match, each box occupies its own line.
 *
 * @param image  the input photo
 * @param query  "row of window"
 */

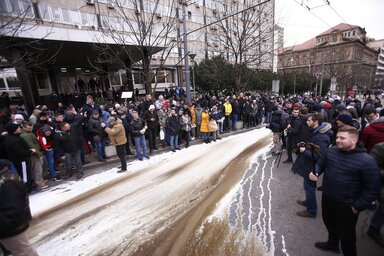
xmin=0 ymin=0 xmax=33 ymax=17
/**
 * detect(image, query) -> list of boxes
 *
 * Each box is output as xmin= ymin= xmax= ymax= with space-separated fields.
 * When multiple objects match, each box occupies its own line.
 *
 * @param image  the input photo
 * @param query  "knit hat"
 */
xmin=92 ymin=109 xmax=99 ymax=115
xmin=337 ymin=114 xmax=353 ymax=126
xmin=322 ymin=103 xmax=332 ymax=109
xmin=319 ymin=101 xmax=327 ymax=107
xmin=312 ymin=104 xmax=322 ymax=112
xmin=39 ymin=111 xmax=49 ymax=117
xmin=5 ymin=122 xmax=20 ymax=134
xmin=293 ymin=103 xmax=301 ymax=108
xmin=14 ymin=114 xmax=24 ymax=121
xmin=336 ymin=104 xmax=346 ymax=112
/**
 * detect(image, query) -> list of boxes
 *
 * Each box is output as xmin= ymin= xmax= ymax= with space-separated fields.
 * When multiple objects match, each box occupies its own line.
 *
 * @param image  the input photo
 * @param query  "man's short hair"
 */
xmin=308 ymin=113 xmax=324 ymax=124
xmin=22 ymin=121 xmax=33 ymax=127
xmin=338 ymin=126 xmax=359 ymax=138
xmin=87 ymin=95 xmax=93 ymax=100
xmin=364 ymin=107 xmax=376 ymax=116
xmin=60 ymin=122 xmax=68 ymax=129
xmin=300 ymin=107 xmax=308 ymax=115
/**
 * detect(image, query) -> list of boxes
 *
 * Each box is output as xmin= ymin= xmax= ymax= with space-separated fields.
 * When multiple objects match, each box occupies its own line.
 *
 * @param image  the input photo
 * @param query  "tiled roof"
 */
xmin=317 ymin=23 xmax=359 ymax=36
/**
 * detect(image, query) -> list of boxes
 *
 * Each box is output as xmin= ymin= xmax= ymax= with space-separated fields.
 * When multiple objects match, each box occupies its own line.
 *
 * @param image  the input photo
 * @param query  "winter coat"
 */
xmin=288 ymin=115 xmax=311 ymax=145
xmin=269 ymin=110 xmax=283 ymax=133
xmin=144 ymin=110 xmax=159 ymax=129
xmin=88 ymin=116 xmax=105 ymax=138
xmin=190 ymin=106 xmax=196 ymax=125
xmin=158 ymin=108 xmax=168 ymax=128
xmin=223 ymin=102 xmax=232 ymax=116
xmin=54 ymin=129 xmax=79 ymax=156
xmin=180 ymin=115 xmax=192 ymax=131
xmin=20 ymin=130 xmax=43 ymax=158
xmin=316 ymin=145 xmax=380 ymax=212
xmin=4 ymin=134 xmax=33 ymax=166
xmin=0 ymin=168 xmax=32 ymax=239
xmin=105 ymin=119 xmax=127 ymax=145
xmin=166 ymin=115 xmax=179 ymax=136
xmin=64 ymin=114 xmax=86 ymax=137
xmin=231 ymin=100 xmax=239 ymax=115
xmin=36 ymin=126 xmax=55 ymax=151
xmin=195 ymin=107 xmax=203 ymax=125
xmin=293 ymin=122 xmax=332 ymax=180
xmin=82 ymin=103 xmax=101 ymax=119
xmin=360 ymin=117 xmax=384 ymax=153
xmin=129 ymin=117 xmax=146 ymax=138
xmin=370 ymin=142 xmax=384 ymax=202
xmin=200 ymin=111 xmax=210 ymax=133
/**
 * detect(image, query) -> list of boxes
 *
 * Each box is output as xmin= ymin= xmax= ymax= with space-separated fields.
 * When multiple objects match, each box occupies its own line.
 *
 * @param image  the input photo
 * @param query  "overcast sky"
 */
xmin=275 ymin=0 xmax=384 ymax=47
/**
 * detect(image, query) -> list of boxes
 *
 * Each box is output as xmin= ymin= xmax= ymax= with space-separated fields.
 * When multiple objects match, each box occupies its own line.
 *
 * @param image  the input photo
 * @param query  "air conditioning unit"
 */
xmin=73 ymin=24 xmax=81 ymax=29
xmin=212 ymin=9 xmax=217 ymax=14
xmin=207 ymin=42 xmax=212 ymax=46
xmin=179 ymin=18 xmax=183 ymax=23
xmin=107 ymin=3 xmax=114 ymax=9
xmin=214 ymin=43 xmax=219 ymax=48
xmin=135 ymin=9 xmax=141 ymax=15
xmin=86 ymin=0 xmax=95 ymax=5
xmin=156 ymin=13 xmax=161 ymax=19
xmin=195 ymin=4 xmax=200 ymax=8
xmin=210 ymin=25 xmax=217 ymax=31
xmin=90 ymin=25 xmax=96 ymax=30
xmin=152 ymin=55 xmax=158 ymax=60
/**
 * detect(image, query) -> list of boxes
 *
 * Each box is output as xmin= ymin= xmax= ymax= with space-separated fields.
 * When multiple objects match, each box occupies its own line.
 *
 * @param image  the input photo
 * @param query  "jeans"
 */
xmin=64 ymin=151 xmax=83 ymax=176
xmin=95 ymin=139 xmax=106 ymax=160
xmin=304 ymin=178 xmax=317 ymax=216
xmin=202 ymin=132 xmax=210 ymax=140
xmin=169 ymin=134 xmax=179 ymax=150
xmin=76 ymin=135 xmax=86 ymax=163
xmin=231 ymin=114 xmax=238 ymax=130
xmin=44 ymin=149 xmax=57 ymax=178
xmin=133 ymin=135 xmax=148 ymax=159
xmin=116 ymin=144 xmax=127 ymax=170
xmin=147 ymin=127 xmax=157 ymax=151
xmin=267 ymin=112 xmax=272 ymax=123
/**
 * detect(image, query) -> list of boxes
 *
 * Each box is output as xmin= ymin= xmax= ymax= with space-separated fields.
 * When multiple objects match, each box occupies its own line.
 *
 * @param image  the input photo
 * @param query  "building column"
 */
xmin=48 ymin=65 xmax=59 ymax=94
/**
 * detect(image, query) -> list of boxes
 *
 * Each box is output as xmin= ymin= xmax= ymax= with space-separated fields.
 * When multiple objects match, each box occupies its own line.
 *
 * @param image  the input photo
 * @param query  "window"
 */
xmin=1 ymin=0 xmax=34 ymax=17
xmin=353 ymin=31 xmax=355 ymax=36
xmin=4 ymin=69 xmax=20 ymax=88
xmin=51 ymin=7 xmax=61 ymax=22
xmin=39 ymin=5 xmax=50 ymax=21
xmin=81 ymin=12 xmax=89 ymax=26
xmin=348 ymin=31 xmax=350 ymax=36
xmin=62 ymin=9 xmax=71 ymax=23
xmin=332 ymin=36 xmax=337 ymax=42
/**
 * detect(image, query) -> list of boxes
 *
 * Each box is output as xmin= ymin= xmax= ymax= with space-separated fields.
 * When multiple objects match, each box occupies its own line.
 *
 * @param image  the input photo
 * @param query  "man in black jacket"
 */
xmin=0 ymin=161 xmax=38 ymax=256
xmin=310 ymin=126 xmax=380 ymax=255
xmin=293 ymin=113 xmax=332 ymax=218
xmin=54 ymin=122 xmax=83 ymax=180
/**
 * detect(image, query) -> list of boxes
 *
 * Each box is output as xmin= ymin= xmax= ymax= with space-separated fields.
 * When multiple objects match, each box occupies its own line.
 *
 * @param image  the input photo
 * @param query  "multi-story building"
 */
xmin=367 ymin=39 xmax=384 ymax=88
xmin=278 ymin=23 xmax=379 ymax=95
xmin=0 ymin=0 xmax=276 ymax=111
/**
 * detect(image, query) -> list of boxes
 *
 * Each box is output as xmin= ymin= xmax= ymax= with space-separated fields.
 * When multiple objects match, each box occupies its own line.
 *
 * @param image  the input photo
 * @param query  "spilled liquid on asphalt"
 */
xmin=29 ymin=129 xmax=275 ymax=255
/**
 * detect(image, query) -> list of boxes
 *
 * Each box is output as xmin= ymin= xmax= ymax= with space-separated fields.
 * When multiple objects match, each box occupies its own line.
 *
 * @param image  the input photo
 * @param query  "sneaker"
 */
xmin=82 ymin=161 xmax=90 ymax=165
xmin=138 ymin=158 xmax=143 ymax=161
xmin=144 ymin=156 xmax=150 ymax=159
xmin=314 ymin=242 xmax=340 ymax=253
xmin=296 ymin=199 xmax=307 ymax=206
xmin=52 ymin=175 xmax=62 ymax=181
xmin=296 ymin=210 xmax=316 ymax=218
xmin=171 ymin=149 xmax=176 ymax=152
xmin=283 ymin=159 xmax=292 ymax=163
xmin=367 ymin=227 xmax=384 ymax=247
xmin=153 ymin=147 xmax=158 ymax=150
xmin=176 ymin=148 xmax=181 ymax=150
xmin=117 ymin=169 xmax=127 ymax=173
xmin=191 ymin=137 xmax=195 ymax=141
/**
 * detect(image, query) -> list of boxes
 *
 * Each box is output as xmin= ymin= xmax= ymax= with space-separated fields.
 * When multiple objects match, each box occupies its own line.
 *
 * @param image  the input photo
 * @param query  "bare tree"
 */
xmin=0 ymin=1 xmax=60 ymax=71
xmin=207 ymin=1 xmax=275 ymax=92
xmin=90 ymin=0 xmax=180 ymax=95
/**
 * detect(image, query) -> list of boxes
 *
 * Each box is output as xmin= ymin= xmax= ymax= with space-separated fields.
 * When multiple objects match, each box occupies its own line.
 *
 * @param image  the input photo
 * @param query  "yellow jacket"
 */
xmin=223 ymin=101 xmax=232 ymax=116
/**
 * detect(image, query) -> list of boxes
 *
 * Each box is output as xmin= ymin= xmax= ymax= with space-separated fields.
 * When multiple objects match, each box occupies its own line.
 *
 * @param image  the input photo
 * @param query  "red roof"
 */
xmin=317 ymin=23 xmax=360 ymax=36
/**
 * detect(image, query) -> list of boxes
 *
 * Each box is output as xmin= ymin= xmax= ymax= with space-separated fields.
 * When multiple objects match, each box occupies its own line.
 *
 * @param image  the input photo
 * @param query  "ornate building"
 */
xmin=278 ymin=23 xmax=379 ymax=95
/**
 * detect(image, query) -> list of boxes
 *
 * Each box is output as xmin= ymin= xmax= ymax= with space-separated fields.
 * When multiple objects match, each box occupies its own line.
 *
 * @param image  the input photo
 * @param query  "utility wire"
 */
xmin=292 ymin=0 xmax=332 ymax=29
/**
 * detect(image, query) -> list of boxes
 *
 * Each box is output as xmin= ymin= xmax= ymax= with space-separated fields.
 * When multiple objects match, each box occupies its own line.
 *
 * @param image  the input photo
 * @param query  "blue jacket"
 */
xmin=316 ymin=146 xmax=380 ymax=212
xmin=292 ymin=122 xmax=332 ymax=180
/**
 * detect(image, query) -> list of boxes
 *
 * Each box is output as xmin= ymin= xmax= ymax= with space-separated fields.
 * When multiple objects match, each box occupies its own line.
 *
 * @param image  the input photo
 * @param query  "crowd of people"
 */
xmin=0 ymin=88 xmax=383 ymax=255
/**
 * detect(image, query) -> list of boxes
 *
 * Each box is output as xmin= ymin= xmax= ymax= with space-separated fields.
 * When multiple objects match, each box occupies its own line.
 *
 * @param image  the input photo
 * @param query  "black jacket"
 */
xmin=54 ymin=130 xmax=79 ymax=156
xmin=293 ymin=122 xmax=332 ymax=180
xmin=316 ymin=145 xmax=380 ymax=212
xmin=0 ymin=168 xmax=32 ymax=239
xmin=4 ymin=134 xmax=33 ymax=165
xmin=88 ymin=117 xmax=105 ymax=138
xmin=166 ymin=115 xmax=179 ymax=136
xmin=129 ymin=118 xmax=147 ymax=137
xmin=143 ymin=110 xmax=159 ymax=129
xmin=288 ymin=115 xmax=311 ymax=144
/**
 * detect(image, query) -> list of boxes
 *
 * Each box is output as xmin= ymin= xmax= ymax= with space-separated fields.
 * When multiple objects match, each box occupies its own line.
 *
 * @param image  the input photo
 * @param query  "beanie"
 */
xmin=5 ymin=122 xmax=20 ymax=134
xmin=42 ymin=124 xmax=51 ymax=133
xmin=322 ymin=103 xmax=332 ymax=109
xmin=337 ymin=114 xmax=353 ymax=126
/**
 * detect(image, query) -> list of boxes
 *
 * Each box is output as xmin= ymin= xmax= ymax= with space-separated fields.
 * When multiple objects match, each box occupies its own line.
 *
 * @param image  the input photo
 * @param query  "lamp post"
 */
xmin=181 ymin=0 xmax=192 ymax=104
xmin=188 ymin=53 xmax=196 ymax=99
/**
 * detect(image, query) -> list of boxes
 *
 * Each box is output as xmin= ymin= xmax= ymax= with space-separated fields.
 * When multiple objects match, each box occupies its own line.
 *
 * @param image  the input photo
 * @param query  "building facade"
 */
xmin=278 ymin=23 xmax=379 ymax=95
xmin=0 ymin=0 xmax=276 ymax=112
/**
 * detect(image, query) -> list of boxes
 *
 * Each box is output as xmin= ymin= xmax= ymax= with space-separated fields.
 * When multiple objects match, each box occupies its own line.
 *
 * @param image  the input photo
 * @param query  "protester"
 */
xmin=105 ymin=117 xmax=127 ymax=172
xmin=129 ymin=111 xmax=149 ymax=161
xmin=310 ymin=126 xmax=380 ymax=255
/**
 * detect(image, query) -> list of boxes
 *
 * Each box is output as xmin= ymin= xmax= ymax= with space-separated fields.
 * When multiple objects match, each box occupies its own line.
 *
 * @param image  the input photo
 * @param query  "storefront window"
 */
xmin=4 ymin=69 xmax=20 ymax=88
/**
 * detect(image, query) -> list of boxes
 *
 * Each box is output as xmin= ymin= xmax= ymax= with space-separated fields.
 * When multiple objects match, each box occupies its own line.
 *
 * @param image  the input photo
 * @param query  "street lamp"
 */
xmin=188 ymin=53 xmax=196 ymax=99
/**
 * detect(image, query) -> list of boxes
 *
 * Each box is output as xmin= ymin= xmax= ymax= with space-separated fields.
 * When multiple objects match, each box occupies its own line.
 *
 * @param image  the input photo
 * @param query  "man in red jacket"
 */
xmin=360 ymin=109 xmax=384 ymax=153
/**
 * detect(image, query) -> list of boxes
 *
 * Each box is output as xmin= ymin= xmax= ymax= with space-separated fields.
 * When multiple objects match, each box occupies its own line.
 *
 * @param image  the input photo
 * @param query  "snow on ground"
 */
xmin=29 ymin=128 xmax=272 ymax=256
